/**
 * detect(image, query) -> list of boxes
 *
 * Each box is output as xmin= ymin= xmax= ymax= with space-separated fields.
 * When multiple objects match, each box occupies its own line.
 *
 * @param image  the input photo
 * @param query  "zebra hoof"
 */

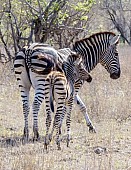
xmin=59 ymin=127 xmax=62 ymax=135
xmin=33 ymin=133 xmax=40 ymax=142
xmin=44 ymin=143 xmax=48 ymax=150
xmin=33 ymin=128 xmax=40 ymax=142
xmin=23 ymin=128 xmax=29 ymax=143
xmin=33 ymin=137 xmax=40 ymax=142
xmin=44 ymin=137 xmax=50 ymax=150
xmin=22 ymin=135 xmax=29 ymax=144
xmin=56 ymin=141 xmax=61 ymax=150
xmin=66 ymin=138 xmax=70 ymax=147
xmin=57 ymin=146 xmax=61 ymax=150
xmin=67 ymin=140 xmax=70 ymax=147
xmin=48 ymin=134 xmax=52 ymax=142
xmin=89 ymin=126 xmax=96 ymax=133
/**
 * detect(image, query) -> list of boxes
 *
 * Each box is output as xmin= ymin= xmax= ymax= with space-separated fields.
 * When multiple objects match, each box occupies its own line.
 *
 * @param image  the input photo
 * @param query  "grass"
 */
xmin=0 ymin=45 xmax=131 ymax=170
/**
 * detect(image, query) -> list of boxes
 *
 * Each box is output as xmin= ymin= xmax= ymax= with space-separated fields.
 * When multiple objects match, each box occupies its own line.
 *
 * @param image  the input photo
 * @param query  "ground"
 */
xmin=0 ymin=45 xmax=130 ymax=170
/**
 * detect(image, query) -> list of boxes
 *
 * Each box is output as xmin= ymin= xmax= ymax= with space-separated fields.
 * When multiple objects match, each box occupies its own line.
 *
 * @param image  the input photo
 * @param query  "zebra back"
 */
xmin=21 ymin=43 xmax=62 ymax=75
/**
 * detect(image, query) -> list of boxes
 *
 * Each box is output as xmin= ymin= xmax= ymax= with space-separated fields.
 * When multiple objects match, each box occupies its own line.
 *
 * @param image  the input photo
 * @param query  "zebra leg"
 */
xmin=44 ymin=96 xmax=52 ymax=149
xmin=59 ymin=105 xmax=67 ymax=135
xmin=32 ymin=98 xmax=41 ymax=141
xmin=21 ymin=88 xmax=30 ymax=142
xmin=66 ymin=96 xmax=74 ymax=147
xmin=23 ymin=102 xmax=30 ymax=141
xmin=53 ymin=99 xmax=66 ymax=150
xmin=14 ymin=58 xmax=31 ymax=142
xmin=30 ymin=72 xmax=45 ymax=141
xmin=74 ymin=94 xmax=96 ymax=133
xmin=32 ymin=89 xmax=45 ymax=141
xmin=54 ymin=110 xmax=62 ymax=150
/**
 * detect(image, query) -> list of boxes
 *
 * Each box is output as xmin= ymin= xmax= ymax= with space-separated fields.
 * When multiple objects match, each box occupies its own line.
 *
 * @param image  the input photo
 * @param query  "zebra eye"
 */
xmin=115 ymin=52 xmax=118 ymax=56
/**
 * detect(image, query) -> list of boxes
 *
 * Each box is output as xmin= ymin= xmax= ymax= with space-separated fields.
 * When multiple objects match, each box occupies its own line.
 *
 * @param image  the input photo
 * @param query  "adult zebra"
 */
xmin=51 ymin=31 xmax=120 ymax=147
xmin=34 ymin=53 xmax=92 ymax=150
xmin=69 ymin=32 xmax=121 ymax=132
xmin=14 ymin=44 xmax=62 ymax=141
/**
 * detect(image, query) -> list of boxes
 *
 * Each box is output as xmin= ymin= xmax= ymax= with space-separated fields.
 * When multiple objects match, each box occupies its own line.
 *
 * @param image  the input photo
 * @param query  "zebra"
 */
xmin=14 ymin=43 xmax=89 ymax=142
xmin=57 ymin=48 xmax=96 ymax=132
xmin=34 ymin=53 xmax=92 ymax=150
xmin=57 ymin=32 xmax=121 ymax=133
xmin=14 ymin=44 xmax=62 ymax=141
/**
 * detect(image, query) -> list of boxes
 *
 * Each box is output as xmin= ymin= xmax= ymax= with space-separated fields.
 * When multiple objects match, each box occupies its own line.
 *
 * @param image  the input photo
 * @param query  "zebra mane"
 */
xmin=29 ymin=43 xmax=50 ymax=49
xmin=66 ymin=53 xmax=81 ymax=65
xmin=73 ymin=32 xmax=116 ymax=46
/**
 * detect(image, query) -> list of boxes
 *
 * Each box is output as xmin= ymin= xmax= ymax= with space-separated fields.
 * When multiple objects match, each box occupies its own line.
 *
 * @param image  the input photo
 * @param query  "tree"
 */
xmin=100 ymin=0 xmax=131 ymax=45
xmin=0 ymin=0 xmax=95 ymax=62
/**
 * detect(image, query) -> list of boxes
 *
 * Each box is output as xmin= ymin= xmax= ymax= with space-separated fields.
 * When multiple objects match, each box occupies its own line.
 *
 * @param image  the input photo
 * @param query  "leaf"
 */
xmin=80 ymin=16 xmax=88 ymax=21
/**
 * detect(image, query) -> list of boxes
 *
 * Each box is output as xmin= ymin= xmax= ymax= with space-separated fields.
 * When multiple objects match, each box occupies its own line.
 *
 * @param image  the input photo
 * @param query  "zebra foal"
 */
xmin=34 ymin=52 xmax=92 ymax=150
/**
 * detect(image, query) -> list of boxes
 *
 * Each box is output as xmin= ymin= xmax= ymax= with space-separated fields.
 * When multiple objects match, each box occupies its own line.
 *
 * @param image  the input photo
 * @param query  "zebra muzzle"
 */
xmin=86 ymin=75 xmax=92 ymax=83
xmin=110 ymin=69 xmax=121 ymax=79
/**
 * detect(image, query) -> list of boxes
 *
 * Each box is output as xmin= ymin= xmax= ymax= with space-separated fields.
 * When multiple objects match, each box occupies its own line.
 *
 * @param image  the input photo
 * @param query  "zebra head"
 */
xmin=75 ymin=62 xmax=92 ymax=83
xmin=100 ymin=34 xmax=121 ymax=79
xmin=73 ymin=32 xmax=121 ymax=80
xmin=62 ymin=52 xmax=92 ymax=83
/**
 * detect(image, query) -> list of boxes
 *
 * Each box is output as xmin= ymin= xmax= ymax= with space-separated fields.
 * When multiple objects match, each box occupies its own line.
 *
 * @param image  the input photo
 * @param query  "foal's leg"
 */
xmin=66 ymin=95 xmax=74 ymax=147
xmin=44 ymin=95 xmax=52 ymax=149
xmin=74 ymin=94 xmax=96 ymax=133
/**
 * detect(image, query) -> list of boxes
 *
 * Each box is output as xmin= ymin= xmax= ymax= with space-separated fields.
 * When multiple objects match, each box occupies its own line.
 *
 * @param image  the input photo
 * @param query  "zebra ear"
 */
xmin=109 ymin=34 xmax=121 ymax=45
xmin=74 ymin=54 xmax=82 ymax=65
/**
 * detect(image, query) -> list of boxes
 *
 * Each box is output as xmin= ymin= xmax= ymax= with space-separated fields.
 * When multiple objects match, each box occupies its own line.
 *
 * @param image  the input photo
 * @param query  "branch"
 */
xmin=7 ymin=0 xmax=18 ymax=54
xmin=0 ymin=27 xmax=13 ymax=60
xmin=19 ymin=0 xmax=39 ymax=15
xmin=49 ymin=0 xmax=66 ymax=20
xmin=107 ymin=10 xmax=130 ymax=44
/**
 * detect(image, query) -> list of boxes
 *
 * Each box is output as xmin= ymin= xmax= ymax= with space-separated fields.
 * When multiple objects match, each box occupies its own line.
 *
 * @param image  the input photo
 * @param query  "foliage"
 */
xmin=0 ymin=0 xmax=96 ymax=61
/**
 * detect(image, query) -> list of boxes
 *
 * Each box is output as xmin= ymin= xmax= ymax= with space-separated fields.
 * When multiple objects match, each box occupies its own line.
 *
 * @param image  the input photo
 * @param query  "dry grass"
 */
xmin=0 ymin=45 xmax=131 ymax=170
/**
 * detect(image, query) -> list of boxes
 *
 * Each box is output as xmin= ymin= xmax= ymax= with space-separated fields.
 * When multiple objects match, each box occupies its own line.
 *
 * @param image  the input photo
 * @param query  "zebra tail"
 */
xmin=50 ymin=82 xmax=54 ymax=113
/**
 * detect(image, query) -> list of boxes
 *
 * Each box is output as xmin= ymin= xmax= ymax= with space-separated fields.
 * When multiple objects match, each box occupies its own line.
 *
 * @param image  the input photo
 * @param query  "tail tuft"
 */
xmin=50 ymin=95 xmax=54 ymax=112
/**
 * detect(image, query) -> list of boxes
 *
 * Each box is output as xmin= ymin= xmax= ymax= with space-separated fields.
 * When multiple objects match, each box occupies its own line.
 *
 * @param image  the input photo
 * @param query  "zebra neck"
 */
xmin=83 ymin=54 xmax=100 ymax=73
